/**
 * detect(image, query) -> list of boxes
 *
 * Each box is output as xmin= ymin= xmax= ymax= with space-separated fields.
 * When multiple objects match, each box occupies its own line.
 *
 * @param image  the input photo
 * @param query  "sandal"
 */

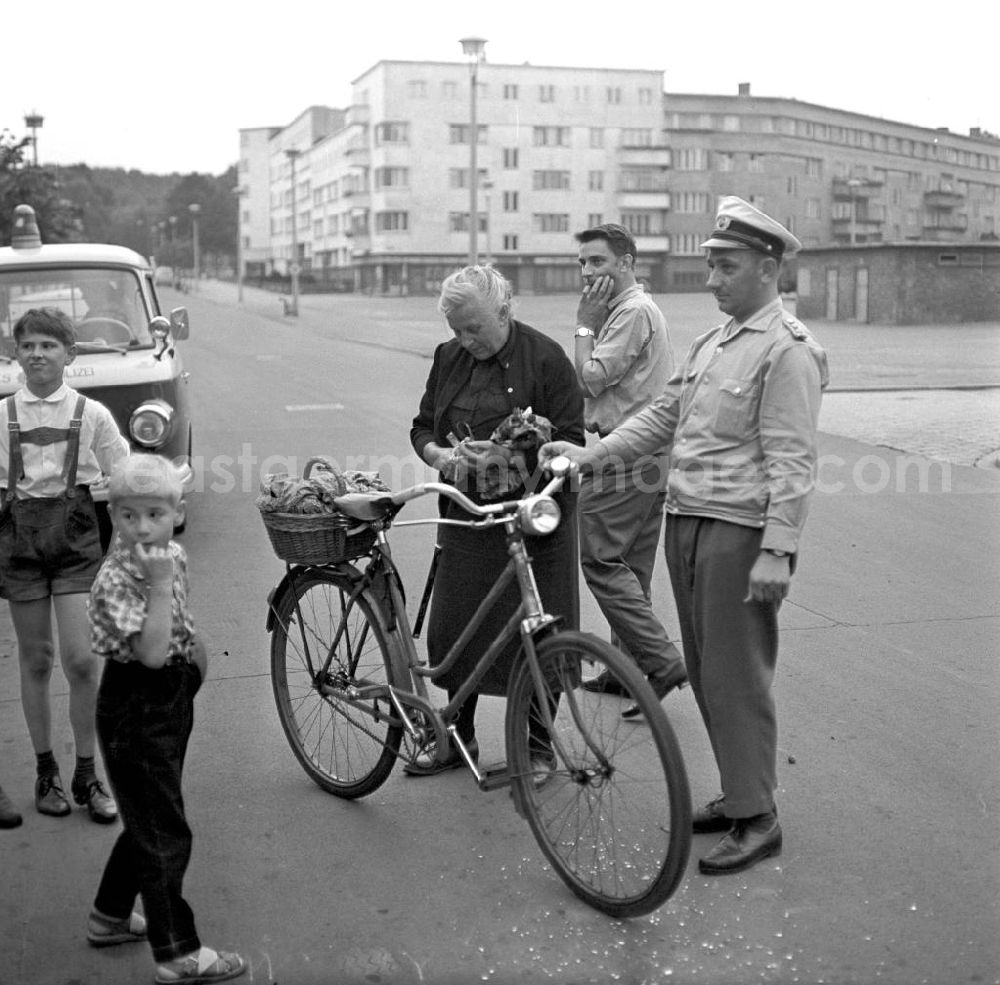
xmin=155 ymin=948 xmax=246 ymax=984
xmin=87 ymin=910 xmax=147 ymax=947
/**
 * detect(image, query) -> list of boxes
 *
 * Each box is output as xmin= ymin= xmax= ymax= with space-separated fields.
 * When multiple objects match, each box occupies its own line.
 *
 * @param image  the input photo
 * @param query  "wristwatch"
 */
xmin=575 ymin=326 xmax=595 ymax=338
xmin=763 ymin=548 xmax=790 ymax=558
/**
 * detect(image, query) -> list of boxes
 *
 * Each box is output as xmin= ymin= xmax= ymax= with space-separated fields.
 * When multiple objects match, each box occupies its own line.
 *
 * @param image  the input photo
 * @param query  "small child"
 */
xmin=86 ymin=454 xmax=245 ymax=984
xmin=0 ymin=306 xmax=128 ymax=823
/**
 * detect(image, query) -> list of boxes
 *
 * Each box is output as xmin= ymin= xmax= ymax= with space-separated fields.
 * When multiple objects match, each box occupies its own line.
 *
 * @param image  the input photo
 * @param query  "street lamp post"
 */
xmin=188 ymin=203 xmax=201 ymax=289
xmin=234 ymin=186 xmax=246 ymax=304
xmin=285 ymin=149 xmax=301 ymax=316
xmin=460 ymin=37 xmax=487 ymax=265
xmin=24 ymin=112 xmax=43 ymax=166
xmin=168 ymin=216 xmax=178 ymax=286
xmin=482 ymin=178 xmax=493 ymax=264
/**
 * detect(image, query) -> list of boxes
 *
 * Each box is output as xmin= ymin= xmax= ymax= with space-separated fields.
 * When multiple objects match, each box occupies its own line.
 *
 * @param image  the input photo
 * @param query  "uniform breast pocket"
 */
xmin=714 ymin=378 xmax=759 ymax=440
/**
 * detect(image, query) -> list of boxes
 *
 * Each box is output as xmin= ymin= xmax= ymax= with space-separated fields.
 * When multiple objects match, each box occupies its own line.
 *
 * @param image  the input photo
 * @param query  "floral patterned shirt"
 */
xmin=88 ymin=540 xmax=195 ymax=663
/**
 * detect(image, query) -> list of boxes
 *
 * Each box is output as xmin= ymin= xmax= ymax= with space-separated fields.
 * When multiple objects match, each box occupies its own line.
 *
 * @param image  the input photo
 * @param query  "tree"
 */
xmin=0 ymin=129 xmax=83 ymax=244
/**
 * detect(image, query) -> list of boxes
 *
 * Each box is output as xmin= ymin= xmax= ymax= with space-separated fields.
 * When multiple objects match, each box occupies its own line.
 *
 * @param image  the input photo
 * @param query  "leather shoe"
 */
xmin=72 ymin=777 xmax=118 ymax=824
xmin=692 ymin=794 xmax=730 ymax=833
xmin=35 ymin=773 xmax=71 ymax=817
xmin=404 ymin=737 xmax=479 ymax=777
xmin=621 ymin=666 xmax=688 ymax=719
xmin=581 ymin=670 xmax=628 ymax=696
xmin=529 ymin=751 xmax=557 ymax=790
xmin=0 ymin=786 xmax=22 ymax=829
xmin=698 ymin=812 xmax=782 ymax=875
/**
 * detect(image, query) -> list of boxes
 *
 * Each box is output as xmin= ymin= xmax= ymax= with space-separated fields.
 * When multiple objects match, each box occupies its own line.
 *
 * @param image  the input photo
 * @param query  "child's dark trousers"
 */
xmin=93 ymin=658 xmax=203 ymax=963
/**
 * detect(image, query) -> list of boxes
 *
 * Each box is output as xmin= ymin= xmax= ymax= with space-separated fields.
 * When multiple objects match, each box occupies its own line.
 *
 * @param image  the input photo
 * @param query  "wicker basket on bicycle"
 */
xmin=257 ymin=456 xmax=382 ymax=565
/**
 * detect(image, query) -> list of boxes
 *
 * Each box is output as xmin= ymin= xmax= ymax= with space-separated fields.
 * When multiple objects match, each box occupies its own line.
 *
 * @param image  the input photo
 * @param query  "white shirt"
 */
xmin=0 ymin=384 xmax=129 ymax=498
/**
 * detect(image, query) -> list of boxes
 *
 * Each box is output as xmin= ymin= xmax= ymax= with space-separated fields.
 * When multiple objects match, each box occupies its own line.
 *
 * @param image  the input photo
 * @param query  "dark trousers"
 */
xmin=664 ymin=514 xmax=779 ymax=818
xmin=94 ymin=659 xmax=203 ymax=963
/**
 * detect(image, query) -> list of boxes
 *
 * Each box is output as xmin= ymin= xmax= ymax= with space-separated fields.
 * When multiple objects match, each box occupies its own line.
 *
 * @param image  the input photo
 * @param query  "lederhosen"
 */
xmin=0 ymin=393 xmax=102 ymax=590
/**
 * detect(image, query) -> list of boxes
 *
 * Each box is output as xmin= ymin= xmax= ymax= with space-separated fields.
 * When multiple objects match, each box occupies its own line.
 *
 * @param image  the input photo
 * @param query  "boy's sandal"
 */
xmin=87 ymin=910 xmax=147 ymax=947
xmin=155 ymin=949 xmax=247 ymax=984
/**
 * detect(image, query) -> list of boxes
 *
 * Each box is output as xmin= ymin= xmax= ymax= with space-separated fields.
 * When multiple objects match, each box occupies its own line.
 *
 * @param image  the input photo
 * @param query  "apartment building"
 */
xmin=237 ymin=63 xmax=1000 ymax=294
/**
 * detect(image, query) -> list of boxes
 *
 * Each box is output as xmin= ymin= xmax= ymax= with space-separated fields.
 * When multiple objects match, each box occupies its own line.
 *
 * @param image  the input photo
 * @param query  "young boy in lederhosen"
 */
xmin=0 ymin=307 xmax=129 ymax=824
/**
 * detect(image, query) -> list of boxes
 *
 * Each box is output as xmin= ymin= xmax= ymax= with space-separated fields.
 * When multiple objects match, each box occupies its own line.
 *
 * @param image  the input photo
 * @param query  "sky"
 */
xmin=3 ymin=0 xmax=997 ymax=176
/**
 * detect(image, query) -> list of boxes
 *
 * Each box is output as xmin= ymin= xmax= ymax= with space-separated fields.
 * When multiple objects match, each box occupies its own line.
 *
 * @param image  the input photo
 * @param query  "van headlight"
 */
xmin=518 ymin=495 xmax=561 ymax=536
xmin=130 ymin=400 xmax=173 ymax=448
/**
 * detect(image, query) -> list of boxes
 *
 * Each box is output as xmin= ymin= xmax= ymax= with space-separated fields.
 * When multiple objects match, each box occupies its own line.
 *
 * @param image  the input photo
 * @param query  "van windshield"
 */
xmin=0 ymin=267 xmax=154 ymax=356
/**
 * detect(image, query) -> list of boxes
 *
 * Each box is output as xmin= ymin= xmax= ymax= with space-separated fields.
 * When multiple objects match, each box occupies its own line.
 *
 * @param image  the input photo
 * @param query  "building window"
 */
xmin=723 ymin=115 xmax=740 ymax=131
xmin=449 ymin=124 xmax=487 ymax=144
xmin=503 ymin=83 xmax=518 ymax=100
xmin=533 ymin=213 xmax=570 ymax=233
xmin=748 ymin=153 xmax=764 ymax=173
xmin=621 ymin=128 xmax=653 ymax=146
xmin=806 ymin=158 xmax=822 ymax=178
xmin=533 ymin=170 xmax=571 ymax=190
xmin=575 ymin=86 xmax=591 ymax=102
xmin=673 ymin=192 xmax=711 ymax=214
xmin=673 ymin=233 xmax=703 ymax=255
xmin=502 ymin=234 xmax=519 ymax=250
xmin=806 ymin=198 xmax=820 ymax=219
xmin=502 ymin=147 xmax=519 ymax=169
xmin=638 ymin=87 xmax=654 ymax=105
xmin=375 ymin=122 xmax=409 ymax=144
xmin=675 ymin=148 xmax=708 ymax=171
xmin=589 ymin=171 xmax=604 ymax=191
xmin=408 ymin=80 xmax=427 ymax=98
xmin=442 ymin=81 xmax=458 ymax=99
xmin=715 ymin=152 xmax=734 ymax=172
xmin=449 ymin=212 xmax=470 ymax=233
xmin=502 ymin=191 xmax=519 ymax=212
xmin=590 ymin=128 xmax=605 ymax=149
xmin=787 ymin=176 xmax=798 ymax=195
xmin=375 ymin=211 xmax=408 ymax=232
xmin=587 ymin=213 xmax=603 ymax=227
xmin=533 ymin=126 xmax=570 ymax=147
xmin=375 ymin=167 xmax=409 ymax=188
xmin=619 ymin=168 xmax=668 ymax=192
xmin=606 ymin=87 xmax=622 ymax=104
xmin=620 ymin=211 xmax=666 ymax=236
xmin=539 ymin=84 xmax=556 ymax=103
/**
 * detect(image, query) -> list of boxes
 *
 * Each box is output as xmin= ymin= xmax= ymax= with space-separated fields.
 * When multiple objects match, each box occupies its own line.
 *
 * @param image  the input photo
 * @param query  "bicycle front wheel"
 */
xmin=505 ymin=631 xmax=691 ymax=918
xmin=270 ymin=567 xmax=403 ymax=798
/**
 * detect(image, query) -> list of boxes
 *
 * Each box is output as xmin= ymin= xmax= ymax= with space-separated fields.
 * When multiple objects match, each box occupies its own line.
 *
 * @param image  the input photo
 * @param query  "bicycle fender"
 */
xmin=264 ymin=564 xmax=363 ymax=634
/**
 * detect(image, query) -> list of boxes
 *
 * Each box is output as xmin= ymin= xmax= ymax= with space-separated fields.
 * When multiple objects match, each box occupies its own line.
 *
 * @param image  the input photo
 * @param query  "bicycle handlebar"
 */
xmin=333 ymin=456 xmax=572 ymax=524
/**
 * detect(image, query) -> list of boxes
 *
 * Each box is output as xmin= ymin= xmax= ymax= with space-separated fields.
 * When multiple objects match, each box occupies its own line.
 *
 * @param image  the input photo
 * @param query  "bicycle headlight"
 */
xmin=129 ymin=400 xmax=174 ymax=448
xmin=518 ymin=495 xmax=561 ymax=536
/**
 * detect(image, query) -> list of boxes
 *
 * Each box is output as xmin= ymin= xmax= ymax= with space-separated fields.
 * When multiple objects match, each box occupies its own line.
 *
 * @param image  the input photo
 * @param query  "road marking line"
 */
xmin=285 ymin=403 xmax=345 ymax=412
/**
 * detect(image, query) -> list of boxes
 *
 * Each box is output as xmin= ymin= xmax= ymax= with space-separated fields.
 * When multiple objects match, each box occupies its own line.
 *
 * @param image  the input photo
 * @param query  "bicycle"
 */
xmin=263 ymin=457 xmax=691 ymax=918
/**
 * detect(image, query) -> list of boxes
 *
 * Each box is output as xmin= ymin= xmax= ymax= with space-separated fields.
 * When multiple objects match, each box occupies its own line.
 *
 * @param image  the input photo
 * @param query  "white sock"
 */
xmin=159 ymin=946 xmax=219 ymax=974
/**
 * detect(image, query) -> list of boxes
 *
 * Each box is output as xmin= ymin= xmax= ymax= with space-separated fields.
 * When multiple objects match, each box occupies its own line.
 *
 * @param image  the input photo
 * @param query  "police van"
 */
xmin=0 ymin=204 xmax=193 ymax=470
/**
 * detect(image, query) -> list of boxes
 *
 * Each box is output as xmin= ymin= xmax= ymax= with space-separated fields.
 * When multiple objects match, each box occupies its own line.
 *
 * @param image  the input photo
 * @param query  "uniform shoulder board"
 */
xmin=781 ymin=315 xmax=809 ymax=341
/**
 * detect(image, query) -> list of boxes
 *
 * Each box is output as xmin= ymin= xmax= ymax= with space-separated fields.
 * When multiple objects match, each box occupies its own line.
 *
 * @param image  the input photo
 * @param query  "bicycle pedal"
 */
xmin=478 ymin=764 xmax=513 ymax=792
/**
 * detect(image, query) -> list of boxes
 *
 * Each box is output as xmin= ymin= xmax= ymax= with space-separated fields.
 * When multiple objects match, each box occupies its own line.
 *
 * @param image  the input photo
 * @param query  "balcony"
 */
xmin=923 ymin=213 xmax=969 ymax=233
xmin=924 ymin=188 xmax=965 ymax=209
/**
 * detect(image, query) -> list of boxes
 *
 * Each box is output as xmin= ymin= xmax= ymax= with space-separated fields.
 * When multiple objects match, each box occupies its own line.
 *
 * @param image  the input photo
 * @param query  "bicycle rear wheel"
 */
xmin=270 ymin=567 xmax=402 ymax=798
xmin=505 ymin=631 xmax=691 ymax=918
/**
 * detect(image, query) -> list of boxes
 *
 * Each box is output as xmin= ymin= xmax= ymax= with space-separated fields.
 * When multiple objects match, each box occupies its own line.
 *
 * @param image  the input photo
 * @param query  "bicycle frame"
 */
xmin=276 ymin=470 xmax=571 ymax=787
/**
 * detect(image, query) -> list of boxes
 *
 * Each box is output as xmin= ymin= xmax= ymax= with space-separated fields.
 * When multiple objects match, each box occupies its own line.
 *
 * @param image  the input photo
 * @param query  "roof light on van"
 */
xmin=11 ymin=205 xmax=42 ymax=250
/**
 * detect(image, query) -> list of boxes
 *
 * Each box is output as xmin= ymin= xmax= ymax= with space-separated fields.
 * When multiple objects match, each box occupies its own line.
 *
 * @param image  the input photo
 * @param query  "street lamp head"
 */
xmin=285 ymin=148 xmax=300 ymax=161
xmin=459 ymin=36 xmax=487 ymax=61
xmin=24 ymin=112 xmax=44 ymax=129
xmin=188 ymin=203 xmax=201 ymax=215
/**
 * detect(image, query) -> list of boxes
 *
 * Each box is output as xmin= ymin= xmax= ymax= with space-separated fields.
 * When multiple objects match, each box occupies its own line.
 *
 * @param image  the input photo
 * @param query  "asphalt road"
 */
xmin=0 ymin=284 xmax=997 ymax=985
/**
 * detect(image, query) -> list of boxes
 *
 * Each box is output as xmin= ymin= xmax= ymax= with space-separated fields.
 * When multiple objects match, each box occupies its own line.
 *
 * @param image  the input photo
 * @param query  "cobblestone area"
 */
xmin=819 ymin=388 xmax=1000 ymax=468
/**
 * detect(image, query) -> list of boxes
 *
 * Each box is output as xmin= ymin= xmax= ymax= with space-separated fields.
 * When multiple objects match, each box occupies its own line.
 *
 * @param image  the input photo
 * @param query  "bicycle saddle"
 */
xmin=334 ymin=492 xmax=395 ymax=521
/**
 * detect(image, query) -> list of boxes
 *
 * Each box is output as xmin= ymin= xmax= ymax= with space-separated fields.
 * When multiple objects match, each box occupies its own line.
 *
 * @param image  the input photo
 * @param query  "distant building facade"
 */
xmin=237 ymin=63 xmax=1000 ymax=296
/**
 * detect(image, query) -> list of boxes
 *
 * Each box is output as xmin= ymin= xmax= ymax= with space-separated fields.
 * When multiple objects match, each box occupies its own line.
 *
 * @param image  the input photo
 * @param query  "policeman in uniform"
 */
xmin=542 ymin=197 xmax=828 ymax=875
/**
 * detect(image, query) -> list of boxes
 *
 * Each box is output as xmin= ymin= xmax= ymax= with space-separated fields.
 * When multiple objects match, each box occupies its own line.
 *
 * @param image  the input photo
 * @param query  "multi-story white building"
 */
xmin=238 ymin=63 xmax=1000 ymax=294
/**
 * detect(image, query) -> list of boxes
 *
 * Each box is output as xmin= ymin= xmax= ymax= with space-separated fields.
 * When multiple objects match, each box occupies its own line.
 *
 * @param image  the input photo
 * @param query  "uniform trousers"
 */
xmin=664 ymin=513 xmax=779 ymax=818
xmin=579 ymin=456 xmax=684 ymax=678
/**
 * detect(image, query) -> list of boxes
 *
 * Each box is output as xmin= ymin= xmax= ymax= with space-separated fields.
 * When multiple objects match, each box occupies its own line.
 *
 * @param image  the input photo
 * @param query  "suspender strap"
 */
xmin=5 ymin=396 xmax=20 ymax=504
xmin=61 ymin=394 xmax=88 ymax=495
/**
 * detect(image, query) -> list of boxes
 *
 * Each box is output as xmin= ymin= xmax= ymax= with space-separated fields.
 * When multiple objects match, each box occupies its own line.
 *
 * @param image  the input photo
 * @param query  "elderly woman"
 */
xmin=408 ymin=265 xmax=584 ymax=775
